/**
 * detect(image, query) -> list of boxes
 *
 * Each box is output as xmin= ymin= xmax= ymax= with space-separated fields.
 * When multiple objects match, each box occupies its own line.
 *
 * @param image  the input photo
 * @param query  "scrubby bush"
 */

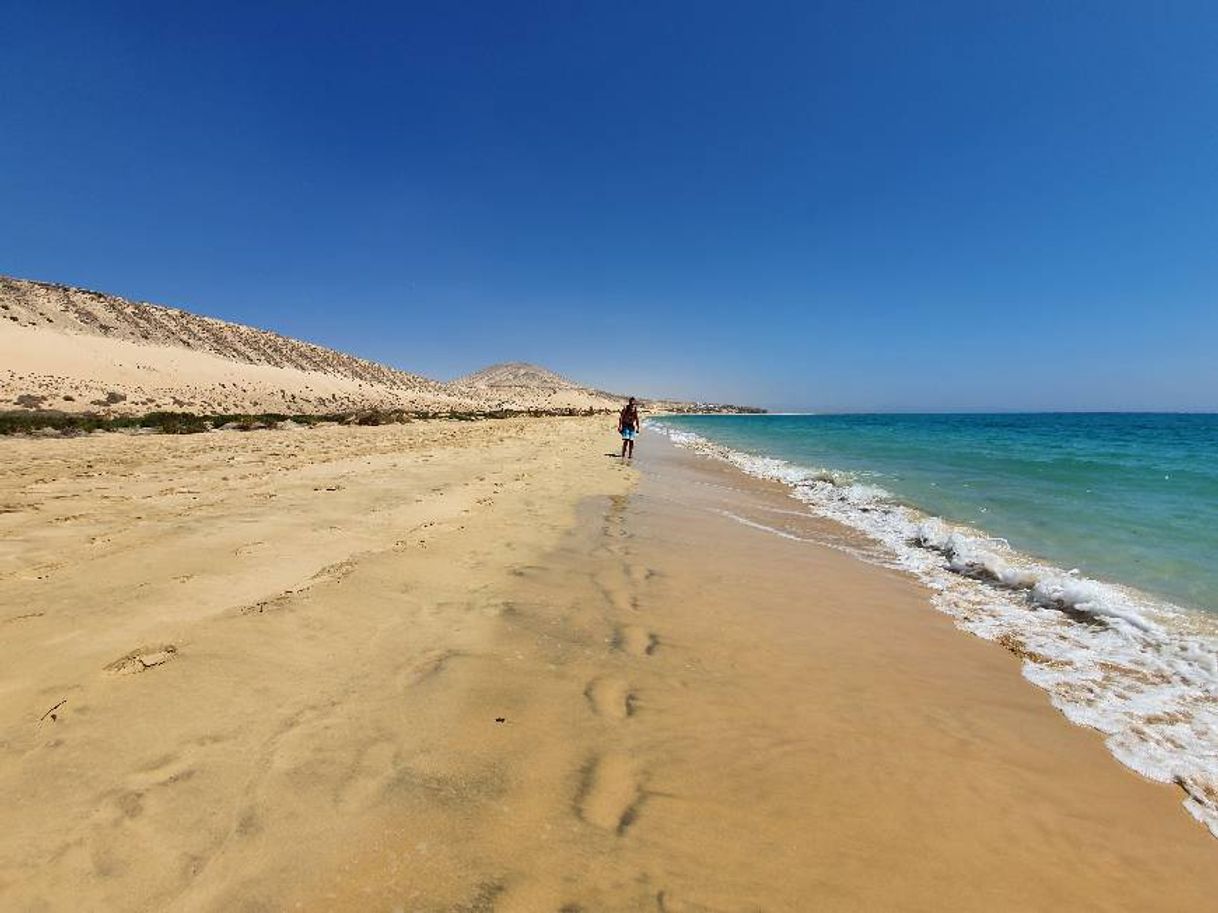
xmin=139 ymin=412 xmax=210 ymax=434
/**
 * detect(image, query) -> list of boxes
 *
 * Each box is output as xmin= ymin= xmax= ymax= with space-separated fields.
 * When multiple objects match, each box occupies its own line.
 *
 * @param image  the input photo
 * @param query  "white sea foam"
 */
xmin=714 ymin=509 xmax=814 ymax=542
xmin=650 ymin=420 xmax=1218 ymax=838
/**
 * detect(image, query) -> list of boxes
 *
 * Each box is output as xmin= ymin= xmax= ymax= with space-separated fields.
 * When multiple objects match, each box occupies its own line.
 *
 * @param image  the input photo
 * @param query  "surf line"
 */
xmin=711 ymin=509 xmax=813 ymax=542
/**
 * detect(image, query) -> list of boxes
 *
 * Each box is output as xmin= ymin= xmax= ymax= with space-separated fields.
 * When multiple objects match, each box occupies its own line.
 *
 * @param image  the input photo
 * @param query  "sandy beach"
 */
xmin=2 ymin=418 xmax=1216 ymax=912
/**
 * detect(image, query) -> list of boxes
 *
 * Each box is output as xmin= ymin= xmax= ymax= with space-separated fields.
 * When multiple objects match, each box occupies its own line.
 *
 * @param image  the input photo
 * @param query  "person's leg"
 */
xmin=621 ymin=437 xmax=628 ymax=458
xmin=626 ymin=439 xmax=634 ymax=458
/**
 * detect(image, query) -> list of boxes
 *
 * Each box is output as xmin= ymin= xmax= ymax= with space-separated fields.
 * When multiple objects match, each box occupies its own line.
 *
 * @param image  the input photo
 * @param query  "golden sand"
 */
xmin=2 ymin=419 xmax=1215 ymax=911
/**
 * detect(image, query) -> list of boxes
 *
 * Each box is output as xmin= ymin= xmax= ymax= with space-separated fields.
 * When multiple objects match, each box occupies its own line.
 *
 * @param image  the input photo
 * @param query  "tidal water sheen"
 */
xmin=658 ymin=413 xmax=1218 ymax=613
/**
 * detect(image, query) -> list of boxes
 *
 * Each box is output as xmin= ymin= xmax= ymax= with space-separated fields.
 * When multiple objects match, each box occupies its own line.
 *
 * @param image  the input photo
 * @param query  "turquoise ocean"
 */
xmin=658 ymin=413 xmax=1217 ymax=612
xmin=651 ymin=412 xmax=1218 ymax=837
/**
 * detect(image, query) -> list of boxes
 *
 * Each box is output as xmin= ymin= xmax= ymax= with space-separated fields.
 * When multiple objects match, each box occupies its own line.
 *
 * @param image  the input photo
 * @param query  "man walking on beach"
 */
xmin=618 ymin=397 xmax=640 ymax=459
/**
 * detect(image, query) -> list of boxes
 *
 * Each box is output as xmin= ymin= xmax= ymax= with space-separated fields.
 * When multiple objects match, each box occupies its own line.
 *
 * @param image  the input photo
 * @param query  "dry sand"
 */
xmin=2 ymin=419 xmax=1215 ymax=911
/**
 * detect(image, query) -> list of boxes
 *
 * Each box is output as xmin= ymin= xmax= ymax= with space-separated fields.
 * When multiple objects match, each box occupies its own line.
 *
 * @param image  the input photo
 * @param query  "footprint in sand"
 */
xmin=656 ymin=891 xmax=723 ymax=913
xmin=510 ymin=564 xmax=545 ymax=579
xmin=233 ymin=541 xmax=267 ymax=558
xmin=403 ymin=648 xmax=465 ymax=686
xmin=311 ymin=557 xmax=357 ymax=584
xmin=584 ymin=676 xmax=637 ymax=720
xmin=336 ymin=739 xmax=402 ymax=812
xmin=614 ymin=625 xmax=658 ymax=657
xmin=122 ymin=752 xmax=199 ymax=800
xmin=105 ymin=755 xmax=200 ymax=841
xmin=626 ymin=564 xmax=657 ymax=586
xmin=576 ymin=752 xmax=642 ymax=835
xmin=490 ymin=876 xmax=582 ymax=913
xmin=602 ymin=585 xmax=637 ymax=615
xmin=104 ymin=645 xmax=178 ymax=675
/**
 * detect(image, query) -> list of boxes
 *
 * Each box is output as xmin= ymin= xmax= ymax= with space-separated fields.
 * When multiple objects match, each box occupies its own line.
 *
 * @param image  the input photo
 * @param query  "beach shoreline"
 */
xmin=2 ymin=418 xmax=1215 ymax=911
xmin=650 ymin=413 xmax=1218 ymax=840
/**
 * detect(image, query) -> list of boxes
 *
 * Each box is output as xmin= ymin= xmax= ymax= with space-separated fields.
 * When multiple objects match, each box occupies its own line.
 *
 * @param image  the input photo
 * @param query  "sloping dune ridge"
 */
xmin=0 ymin=277 xmax=474 ymax=416
xmin=0 ymin=277 xmax=754 ymax=417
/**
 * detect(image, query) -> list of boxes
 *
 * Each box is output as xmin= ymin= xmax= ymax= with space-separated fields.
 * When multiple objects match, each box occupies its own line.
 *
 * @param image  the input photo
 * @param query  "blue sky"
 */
xmin=3 ymin=1 xmax=1216 ymax=411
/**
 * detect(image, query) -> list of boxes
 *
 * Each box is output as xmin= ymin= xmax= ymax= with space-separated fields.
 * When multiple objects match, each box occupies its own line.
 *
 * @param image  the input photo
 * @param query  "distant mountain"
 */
xmin=451 ymin=361 xmax=626 ymax=410
xmin=454 ymin=361 xmax=587 ymax=391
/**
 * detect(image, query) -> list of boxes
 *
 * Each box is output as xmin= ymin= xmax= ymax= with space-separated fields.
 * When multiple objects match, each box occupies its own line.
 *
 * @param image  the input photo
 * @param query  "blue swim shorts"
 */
xmin=621 ymin=428 xmax=636 ymax=441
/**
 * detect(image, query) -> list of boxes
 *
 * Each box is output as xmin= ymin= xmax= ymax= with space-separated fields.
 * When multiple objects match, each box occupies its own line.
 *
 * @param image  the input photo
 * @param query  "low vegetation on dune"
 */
xmin=0 ymin=407 xmax=616 ymax=437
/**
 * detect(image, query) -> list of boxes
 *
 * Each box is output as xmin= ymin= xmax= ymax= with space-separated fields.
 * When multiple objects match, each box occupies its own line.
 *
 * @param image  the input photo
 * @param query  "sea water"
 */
xmin=650 ymin=413 xmax=1218 ymax=837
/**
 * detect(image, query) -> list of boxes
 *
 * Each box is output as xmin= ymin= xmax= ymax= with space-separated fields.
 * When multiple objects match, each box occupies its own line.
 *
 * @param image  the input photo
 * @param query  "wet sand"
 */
xmin=2 ymin=420 xmax=1216 ymax=911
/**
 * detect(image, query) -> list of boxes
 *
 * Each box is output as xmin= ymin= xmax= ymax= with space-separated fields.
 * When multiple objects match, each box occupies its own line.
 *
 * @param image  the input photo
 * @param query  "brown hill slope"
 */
xmin=0 ymin=277 xmax=484 ymax=415
xmin=451 ymin=361 xmax=625 ymax=410
xmin=455 ymin=361 xmax=585 ymax=390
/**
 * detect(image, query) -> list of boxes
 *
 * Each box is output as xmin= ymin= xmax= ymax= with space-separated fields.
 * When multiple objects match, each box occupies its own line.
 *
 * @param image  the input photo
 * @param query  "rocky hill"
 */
xmin=455 ymin=362 xmax=586 ymax=391
xmin=451 ymin=361 xmax=624 ymax=411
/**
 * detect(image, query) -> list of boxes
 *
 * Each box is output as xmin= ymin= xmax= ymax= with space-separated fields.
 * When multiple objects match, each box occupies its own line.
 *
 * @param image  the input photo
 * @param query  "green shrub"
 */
xmin=139 ymin=412 xmax=210 ymax=434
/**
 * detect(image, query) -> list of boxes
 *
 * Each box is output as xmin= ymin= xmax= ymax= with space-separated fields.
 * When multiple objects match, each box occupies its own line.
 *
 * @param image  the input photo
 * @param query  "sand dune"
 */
xmin=0 ymin=277 xmax=482 ymax=416
xmin=2 ymin=277 xmax=757 ymax=419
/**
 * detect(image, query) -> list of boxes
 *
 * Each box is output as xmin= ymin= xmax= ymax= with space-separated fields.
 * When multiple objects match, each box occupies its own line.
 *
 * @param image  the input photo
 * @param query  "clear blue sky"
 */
xmin=3 ymin=2 xmax=1216 ymax=411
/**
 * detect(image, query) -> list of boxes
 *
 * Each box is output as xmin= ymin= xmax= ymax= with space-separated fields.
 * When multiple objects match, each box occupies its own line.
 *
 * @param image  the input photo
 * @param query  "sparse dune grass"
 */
xmin=0 ymin=406 xmax=615 ymax=436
